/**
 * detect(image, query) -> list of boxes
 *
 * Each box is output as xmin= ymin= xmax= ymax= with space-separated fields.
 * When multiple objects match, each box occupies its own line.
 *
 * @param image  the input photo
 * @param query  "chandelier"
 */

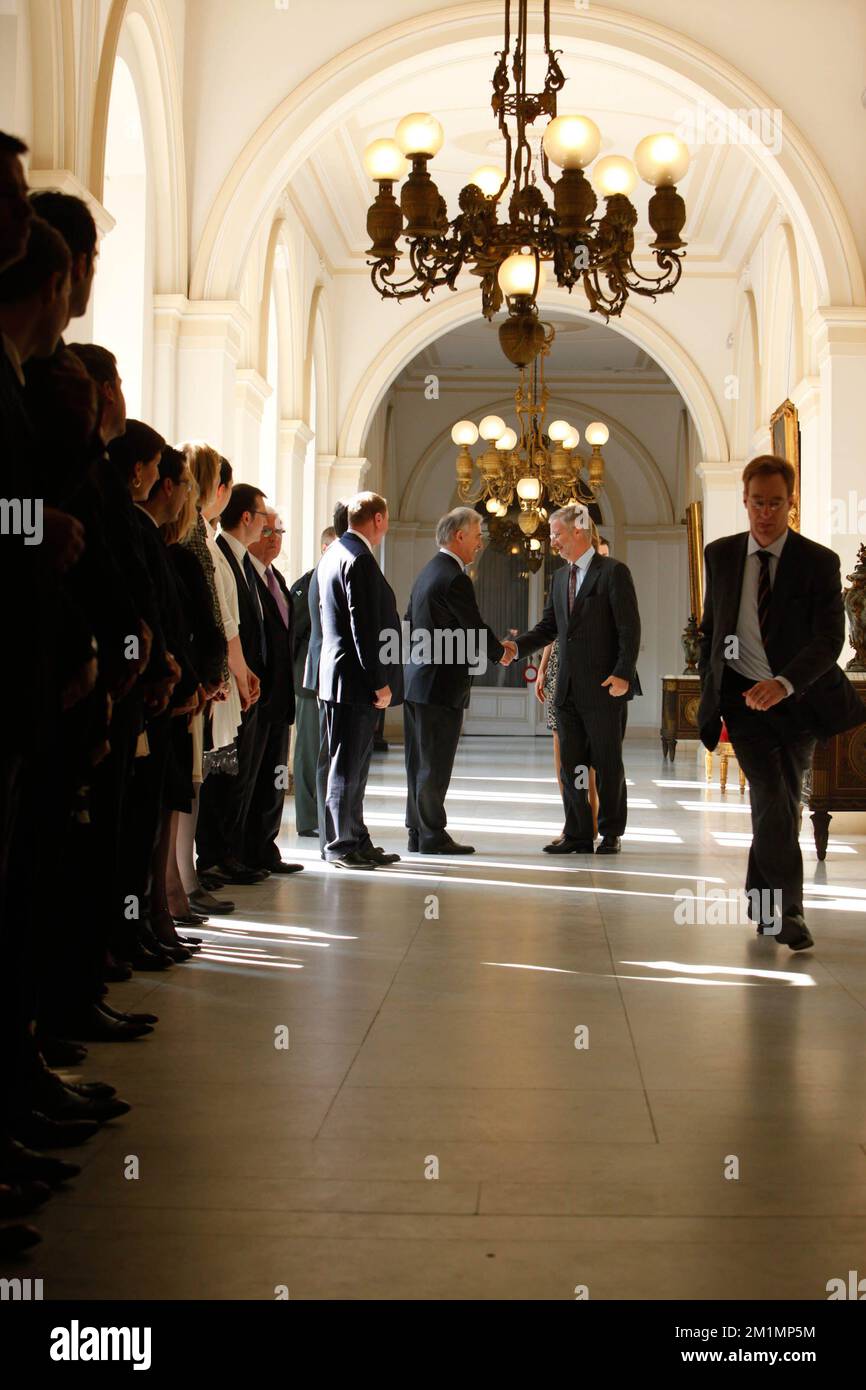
xmin=450 ymin=322 xmax=608 ymax=560
xmin=362 ymin=0 xmax=689 ymax=366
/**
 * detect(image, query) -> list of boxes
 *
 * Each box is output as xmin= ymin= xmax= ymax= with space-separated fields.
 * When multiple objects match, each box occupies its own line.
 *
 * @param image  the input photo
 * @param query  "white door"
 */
xmin=463 ymin=544 xmax=564 ymax=735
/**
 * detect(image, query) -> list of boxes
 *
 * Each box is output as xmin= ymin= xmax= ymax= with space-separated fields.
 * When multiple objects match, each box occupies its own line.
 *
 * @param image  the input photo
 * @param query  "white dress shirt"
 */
xmin=568 ymin=545 xmax=595 ymax=599
xmin=439 ymin=546 xmax=465 ymax=573
xmin=347 ymin=527 xmax=374 ymax=554
xmin=220 ymin=528 xmax=265 ymax=626
xmin=727 ymin=530 xmax=793 ymax=695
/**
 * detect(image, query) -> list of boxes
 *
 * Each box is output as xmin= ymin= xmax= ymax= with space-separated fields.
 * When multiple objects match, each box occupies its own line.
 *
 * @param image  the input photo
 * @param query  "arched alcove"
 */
xmin=92 ymin=54 xmax=149 ymax=419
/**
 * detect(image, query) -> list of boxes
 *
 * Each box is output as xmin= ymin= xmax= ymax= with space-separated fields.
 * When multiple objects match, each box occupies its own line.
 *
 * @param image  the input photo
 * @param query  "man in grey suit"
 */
xmin=507 ymin=503 xmax=641 ymax=855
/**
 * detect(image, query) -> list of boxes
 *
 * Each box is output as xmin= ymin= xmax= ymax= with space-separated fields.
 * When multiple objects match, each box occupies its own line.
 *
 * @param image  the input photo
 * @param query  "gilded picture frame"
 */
xmin=685 ymin=500 xmax=704 ymax=622
xmin=770 ymin=398 xmax=801 ymax=532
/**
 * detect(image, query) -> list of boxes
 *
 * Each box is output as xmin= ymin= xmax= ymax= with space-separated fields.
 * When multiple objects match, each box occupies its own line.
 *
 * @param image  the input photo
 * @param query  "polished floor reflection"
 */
xmin=10 ymin=738 xmax=866 ymax=1300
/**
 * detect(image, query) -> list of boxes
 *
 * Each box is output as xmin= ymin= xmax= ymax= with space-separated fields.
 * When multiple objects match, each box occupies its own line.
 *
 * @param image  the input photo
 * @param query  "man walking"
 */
xmin=698 ymin=454 xmax=864 ymax=950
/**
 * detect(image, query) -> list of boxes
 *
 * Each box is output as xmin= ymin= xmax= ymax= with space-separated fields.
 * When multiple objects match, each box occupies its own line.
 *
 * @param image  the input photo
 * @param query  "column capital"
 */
xmin=696 ymin=460 xmax=742 ymax=489
xmin=27 ymin=169 xmax=115 ymax=236
xmin=806 ymin=306 xmax=866 ymax=362
xmin=278 ymin=419 xmax=315 ymax=467
xmin=235 ymin=368 xmax=272 ymax=426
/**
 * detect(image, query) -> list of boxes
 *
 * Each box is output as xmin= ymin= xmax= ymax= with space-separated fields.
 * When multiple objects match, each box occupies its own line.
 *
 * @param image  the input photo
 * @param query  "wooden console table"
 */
xmin=660 ymin=674 xmax=701 ymax=759
xmin=802 ymin=674 xmax=866 ymax=859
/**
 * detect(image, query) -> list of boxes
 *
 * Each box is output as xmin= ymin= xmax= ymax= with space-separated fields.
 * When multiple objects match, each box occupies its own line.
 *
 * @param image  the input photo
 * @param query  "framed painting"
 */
xmin=770 ymin=398 xmax=801 ymax=532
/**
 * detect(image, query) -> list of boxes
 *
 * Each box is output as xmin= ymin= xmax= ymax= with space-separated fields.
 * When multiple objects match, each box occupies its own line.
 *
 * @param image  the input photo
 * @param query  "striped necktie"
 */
xmin=567 ymin=563 xmax=578 ymax=613
xmin=756 ymin=549 xmax=772 ymax=647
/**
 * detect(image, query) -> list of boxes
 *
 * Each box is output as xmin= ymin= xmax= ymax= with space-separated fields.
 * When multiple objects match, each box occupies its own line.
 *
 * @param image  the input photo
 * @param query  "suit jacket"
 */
xmin=254 ymin=564 xmax=296 ymax=726
xmin=698 ymin=528 xmax=864 ymax=749
xmin=290 ymin=568 xmax=315 ymax=698
xmin=303 ymin=565 xmax=322 ymax=695
xmin=403 ymin=551 xmax=506 ymax=709
xmin=134 ymin=510 xmax=200 ymax=706
xmin=515 ymin=552 xmax=642 ymax=705
xmin=216 ymin=532 xmax=266 ymax=679
xmin=317 ymin=532 xmax=404 ymax=706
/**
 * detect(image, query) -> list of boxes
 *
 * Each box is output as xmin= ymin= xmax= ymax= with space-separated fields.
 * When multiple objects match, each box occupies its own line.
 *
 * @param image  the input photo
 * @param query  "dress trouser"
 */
xmin=719 ymin=665 xmax=816 ymax=921
xmin=197 ymin=701 xmax=261 ymax=868
xmin=403 ymin=700 xmax=463 ymax=848
xmin=292 ymin=694 xmax=319 ymax=833
xmin=245 ymin=718 xmax=290 ymax=867
xmin=316 ymin=700 xmax=328 ymax=854
xmin=555 ymin=690 xmax=629 ymax=839
xmin=322 ymin=701 xmax=378 ymax=859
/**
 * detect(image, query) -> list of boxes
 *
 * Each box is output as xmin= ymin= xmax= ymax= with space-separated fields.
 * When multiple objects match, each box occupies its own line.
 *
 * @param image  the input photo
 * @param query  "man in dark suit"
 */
xmin=317 ymin=491 xmax=403 ymax=869
xmin=245 ymin=511 xmax=302 ymax=875
xmin=290 ymin=525 xmax=336 ymax=837
xmin=196 ymin=483 xmax=269 ymax=884
xmin=509 ymin=502 xmax=641 ymax=855
xmin=404 ymin=506 xmax=511 ymax=853
xmin=698 ymin=454 xmax=864 ymax=951
xmin=305 ymin=503 xmax=349 ymax=854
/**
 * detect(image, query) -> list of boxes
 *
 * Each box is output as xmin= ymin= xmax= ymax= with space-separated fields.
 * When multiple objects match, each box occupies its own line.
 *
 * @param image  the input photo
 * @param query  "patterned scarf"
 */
xmin=182 ymin=509 xmax=230 ymax=683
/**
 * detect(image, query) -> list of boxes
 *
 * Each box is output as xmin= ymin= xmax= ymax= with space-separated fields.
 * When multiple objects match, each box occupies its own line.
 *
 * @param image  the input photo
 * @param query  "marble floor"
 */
xmin=6 ymin=735 xmax=866 ymax=1300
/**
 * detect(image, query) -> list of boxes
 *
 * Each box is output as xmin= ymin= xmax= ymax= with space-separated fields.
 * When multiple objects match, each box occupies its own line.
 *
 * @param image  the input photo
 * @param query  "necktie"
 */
xmin=266 ymin=566 xmax=289 ymax=628
xmin=756 ymin=549 xmax=772 ymax=647
xmin=243 ymin=552 xmax=268 ymax=662
xmin=567 ymin=562 xmax=578 ymax=614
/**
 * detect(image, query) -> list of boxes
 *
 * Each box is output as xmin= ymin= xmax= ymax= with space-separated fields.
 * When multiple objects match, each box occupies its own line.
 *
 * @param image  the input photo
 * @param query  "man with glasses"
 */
xmin=245 ymin=512 xmax=303 ymax=876
xmin=698 ymin=455 xmax=864 ymax=951
xmin=197 ymin=484 xmax=272 ymax=884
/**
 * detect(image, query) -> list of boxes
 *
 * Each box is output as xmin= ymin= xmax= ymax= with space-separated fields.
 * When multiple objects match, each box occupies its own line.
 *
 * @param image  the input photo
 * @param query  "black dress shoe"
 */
xmin=128 ymin=945 xmax=174 ymax=971
xmin=38 ymin=1085 xmax=131 ymax=1124
xmin=38 ymin=1038 xmax=88 ymax=1068
xmin=177 ymin=934 xmax=202 ymax=946
xmin=213 ymin=862 xmax=270 ymax=884
xmin=103 ymin=958 xmax=133 ymax=982
xmin=65 ymin=1080 xmax=117 ymax=1101
xmin=258 ymin=860 xmax=304 ymax=874
xmin=543 ymin=838 xmax=595 ymax=854
xmin=189 ymin=890 xmax=235 ymax=915
xmin=172 ymin=912 xmax=208 ymax=926
xmin=419 ymin=840 xmax=475 ymax=855
xmin=0 ymin=1138 xmax=81 ymax=1186
xmin=60 ymin=1005 xmax=154 ymax=1042
xmin=14 ymin=1111 xmax=100 ymax=1149
xmin=0 ymin=1180 xmax=52 ymax=1218
xmin=331 ymin=851 xmax=378 ymax=870
xmin=197 ymin=871 xmax=227 ymax=892
xmin=596 ymin=836 xmax=622 ymax=854
xmin=0 ymin=1224 xmax=41 ymax=1254
xmin=297 ymin=829 xmax=319 ymax=838
xmin=777 ymin=915 xmax=814 ymax=951
xmin=362 ymin=846 xmax=401 ymax=865
xmin=101 ymin=1003 xmax=159 ymax=1026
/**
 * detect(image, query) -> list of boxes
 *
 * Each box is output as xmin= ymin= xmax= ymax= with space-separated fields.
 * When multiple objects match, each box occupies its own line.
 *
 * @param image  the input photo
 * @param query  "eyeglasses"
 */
xmin=261 ymin=527 xmax=285 ymax=537
xmin=746 ymin=498 xmax=788 ymax=514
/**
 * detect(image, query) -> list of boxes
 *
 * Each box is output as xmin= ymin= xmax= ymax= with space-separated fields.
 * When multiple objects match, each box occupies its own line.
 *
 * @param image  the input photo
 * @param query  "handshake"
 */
xmin=499 ymin=637 xmax=518 ymax=668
